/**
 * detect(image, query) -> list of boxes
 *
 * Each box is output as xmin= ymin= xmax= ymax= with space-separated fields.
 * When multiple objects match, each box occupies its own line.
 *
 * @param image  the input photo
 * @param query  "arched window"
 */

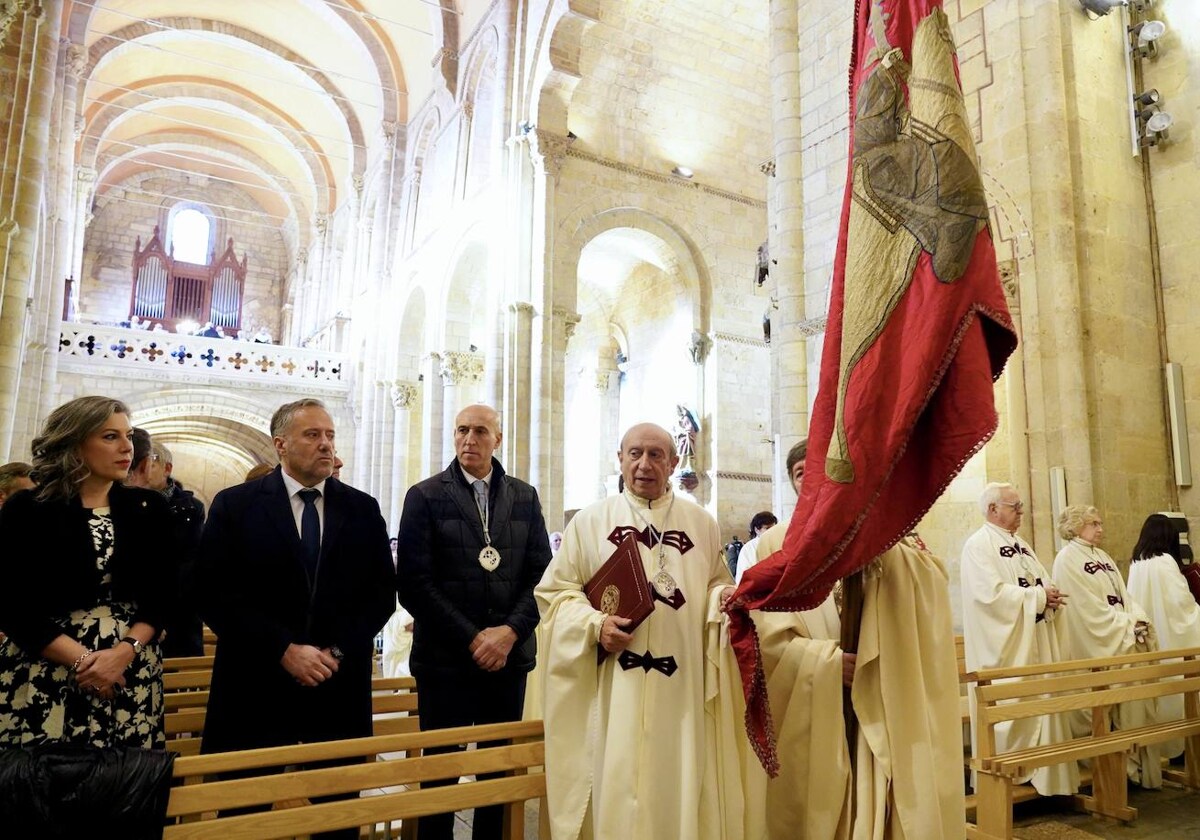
xmin=170 ymin=207 xmax=211 ymax=264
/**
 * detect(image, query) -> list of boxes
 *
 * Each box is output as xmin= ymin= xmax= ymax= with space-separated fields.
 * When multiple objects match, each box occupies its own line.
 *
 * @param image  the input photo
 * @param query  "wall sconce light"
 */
xmin=1079 ymin=0 xmax=1126 ymax=17
xmin=670 ymin=166 xmax=694 ymax=179
xmin=1140 ymin=109 xmax=1174 ymax=146
xmin=1134 ymin=89 xmax=1173 ymax=146
xmin=1133 ymin=88 xmax=1160 ymax=107
xmin=1128 ymin=19 xmax=1167 ymax=58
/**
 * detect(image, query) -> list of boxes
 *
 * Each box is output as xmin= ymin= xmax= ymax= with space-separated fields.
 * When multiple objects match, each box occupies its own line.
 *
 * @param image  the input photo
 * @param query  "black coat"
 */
xmin=396 ymin=458 xmax=552 ymax=678
xmin=196 ymin=468 xmax=395 ymax=752
xmin=0 ymin=484 xmax=177 ymax=654
xmin=161 ymin=479 xmax=205 ymax=658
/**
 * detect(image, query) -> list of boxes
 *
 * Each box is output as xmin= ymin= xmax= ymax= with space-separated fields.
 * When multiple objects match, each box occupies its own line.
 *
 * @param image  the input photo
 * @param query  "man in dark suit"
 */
xmin=197 ymin=398 xmax=395 ymax=839
xmin=396 ymin=403 xmax=552 ymax=840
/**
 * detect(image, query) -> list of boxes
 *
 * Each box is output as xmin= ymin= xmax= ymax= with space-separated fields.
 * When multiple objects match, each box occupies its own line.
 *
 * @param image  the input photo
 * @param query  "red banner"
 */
xmin=730 ymin=0 xmax=1018 ymax=775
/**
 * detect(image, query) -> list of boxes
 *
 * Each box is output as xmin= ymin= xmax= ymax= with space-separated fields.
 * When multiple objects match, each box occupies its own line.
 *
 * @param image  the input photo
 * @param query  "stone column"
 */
xmin=767 ymin=0 xmax=808 ymax=441
xmin=419 ymin=352 xmax=444 ymax=476
xmin=389 ymin=380 xmax=419 ymax=531
xmin=440 ymin=350 xmax=484 ymax=464
xmin=503 ymin=301 xmax=534 ymax=476
xmin=0 ymin=2 xmax=61 ymax=457
xmin=1017 ymin=0 xmax=1095 ymax=548
xmin=525 ymin=129 xmax=572 ymax=503
xmin=69 ymin=165 xmax=95 ymax=294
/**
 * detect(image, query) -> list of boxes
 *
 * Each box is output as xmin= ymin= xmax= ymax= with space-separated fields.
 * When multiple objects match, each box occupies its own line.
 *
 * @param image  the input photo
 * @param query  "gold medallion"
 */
xmin=600 ymin=584 xmax=621 ymax=615
xmin=652 ymin=571 xmax=677 ymax=599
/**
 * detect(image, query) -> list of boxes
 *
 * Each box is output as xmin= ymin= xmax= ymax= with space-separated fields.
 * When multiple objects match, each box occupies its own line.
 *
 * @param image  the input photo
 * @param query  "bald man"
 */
xmin=395 ymin=404 xmax=552 ymax=840
xmin=536 ymin=423 xmax=756 ymax=840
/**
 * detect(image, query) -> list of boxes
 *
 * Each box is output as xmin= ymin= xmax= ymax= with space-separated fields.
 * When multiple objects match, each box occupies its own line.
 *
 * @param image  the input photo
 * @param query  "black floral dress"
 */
xmin=0 ymin=507 xmax=164 ymax=748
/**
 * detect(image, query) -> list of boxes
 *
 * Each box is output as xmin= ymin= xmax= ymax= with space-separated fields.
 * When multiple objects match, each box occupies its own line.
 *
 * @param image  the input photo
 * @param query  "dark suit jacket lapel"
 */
xmin=263 ymin=468 xmax=304 ymax=559
xmin=320 ymin=479 xmax=346 ymax=560
xmin=489 ymin=476 xmax=513 ymax=546
xmin=444 ymin=465 xmax=486 ymax=547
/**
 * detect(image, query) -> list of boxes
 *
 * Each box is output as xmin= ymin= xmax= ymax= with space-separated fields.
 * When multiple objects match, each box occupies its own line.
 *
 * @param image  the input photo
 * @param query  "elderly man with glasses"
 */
xmin=960 ymin=482 xmax=1077 ymax=796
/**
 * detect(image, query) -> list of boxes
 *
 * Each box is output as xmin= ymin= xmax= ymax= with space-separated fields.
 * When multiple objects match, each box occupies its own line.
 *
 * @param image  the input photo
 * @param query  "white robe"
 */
xmin=734 ymin=536 xmax=763 ymax=584
xmin=535 ymin=490 xmax=757 ymax=840
xmin=750 ymin=521 xmax=963 ymax=840
xmin=751 ymin=519 xmax=849 ymax=840
xmin=959 ymin=523 xmax=1078 ymax=795
xmin=1128 ymin=553 xmax=1200 ymax=757
xmin=1052 ymin=539 xmax=1162 ymax=787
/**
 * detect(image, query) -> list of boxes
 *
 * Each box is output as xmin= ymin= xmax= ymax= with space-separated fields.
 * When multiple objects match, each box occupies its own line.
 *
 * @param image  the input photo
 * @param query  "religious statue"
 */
xmin=687 ymin=330 xmax=711 ymax=366
xmin=673 ymin=405 xmax=701 ymax=493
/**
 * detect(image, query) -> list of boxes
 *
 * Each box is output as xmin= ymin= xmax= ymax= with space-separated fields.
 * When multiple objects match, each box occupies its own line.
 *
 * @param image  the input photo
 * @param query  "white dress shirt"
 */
xmin=281 ymin=469 xmax=327 ymax=541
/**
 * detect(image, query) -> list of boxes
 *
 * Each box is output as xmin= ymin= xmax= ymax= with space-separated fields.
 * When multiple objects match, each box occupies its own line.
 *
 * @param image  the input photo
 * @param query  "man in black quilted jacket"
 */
xmin=395 ymin=403 xmax=552 ymax=840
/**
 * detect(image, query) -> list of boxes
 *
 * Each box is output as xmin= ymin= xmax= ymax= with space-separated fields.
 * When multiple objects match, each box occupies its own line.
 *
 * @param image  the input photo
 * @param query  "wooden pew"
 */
xmin=164 ymin=655 xmax=216 ymax=672
xmin=163 ymin=675 xmax=418 ymax=757
xmin=163 ymin=720 xmax=545 ymax=840
xmin=967 ymin=646 xmax=1200 ymax=840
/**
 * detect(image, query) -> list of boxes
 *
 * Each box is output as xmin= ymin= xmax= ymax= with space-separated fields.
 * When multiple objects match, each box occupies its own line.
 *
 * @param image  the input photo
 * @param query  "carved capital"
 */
xmin=76 ymin=166 xmax=96 ymax=186
xmin=796 ymin=316 xmax=828 ymax=338
xmin=531 ymin=128 xmax=574 ymax=179
xmin=74 ymin=114 xmax=86 ymax=140
xmin=390 ymin=380 xmax=419 ymax=410
xmin=440 ymin=351 xmax=483 ymax=385
xmin=998 ymin=260 xmax=1019 ymax=313
xmin=759 ymin=159 xmax=776 ymax=177
xmin=595 ymin=370 xmax=612 ymax=391
xmin=461 ymin=100 xmax=475 ymax=121
xmin=65 ymin=42 xmax=87 ymax=79
xmin=0 ymin=217 xmax=19 ymax=237
xmin=553 ymin=306 xmax=582 ymax=342
xmin=509 ymin=300 xmax=536 ymax=316
xmin=688 ymin=330 xmax=712 ymax=365
xmin=381 ymin=120 xmax=400 ymax=140
xmin=352 ymin=173 xmax=365 ymax=194
xmin=313 ymin=213 xmax=328 ymax=237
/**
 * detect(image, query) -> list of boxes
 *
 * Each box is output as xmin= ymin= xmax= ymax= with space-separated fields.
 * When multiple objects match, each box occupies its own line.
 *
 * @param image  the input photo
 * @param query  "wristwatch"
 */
xmin=119 ymin=636 xmax=143 ymax=655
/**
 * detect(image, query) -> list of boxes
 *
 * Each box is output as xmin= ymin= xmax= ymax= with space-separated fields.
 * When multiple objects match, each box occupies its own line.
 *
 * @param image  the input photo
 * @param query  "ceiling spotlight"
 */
xmin=1079 ymin=0 xmax=1127 ymax=17
xmin=671 ymin=166 xmax=694 ymax=179
xmin=1129 ymin=19 xmax=1167 ymax=58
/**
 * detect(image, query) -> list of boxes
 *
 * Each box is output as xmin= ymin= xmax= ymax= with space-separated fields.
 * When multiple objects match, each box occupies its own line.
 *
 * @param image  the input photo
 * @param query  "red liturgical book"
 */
xmin=584 ymin=532 xmax=655 ymax=661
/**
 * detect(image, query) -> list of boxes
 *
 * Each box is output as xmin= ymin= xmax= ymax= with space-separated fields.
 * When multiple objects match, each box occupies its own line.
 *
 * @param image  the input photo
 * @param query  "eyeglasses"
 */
xmin=997 ymin=501 xmax=1024 ymax=513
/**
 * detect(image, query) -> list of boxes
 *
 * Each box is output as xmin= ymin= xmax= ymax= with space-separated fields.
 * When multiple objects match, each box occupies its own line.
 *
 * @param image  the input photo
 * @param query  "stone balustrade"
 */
xmin=57 ymin=322 xmax=349 ymax=393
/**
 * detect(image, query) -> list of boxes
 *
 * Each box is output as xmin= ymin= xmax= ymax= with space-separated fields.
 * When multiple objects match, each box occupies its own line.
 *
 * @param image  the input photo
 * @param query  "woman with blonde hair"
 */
xmin=0 ymin=396 xmax=175 ymax=748
xmin=1052 ymin=504 xmax=1161 ymax=788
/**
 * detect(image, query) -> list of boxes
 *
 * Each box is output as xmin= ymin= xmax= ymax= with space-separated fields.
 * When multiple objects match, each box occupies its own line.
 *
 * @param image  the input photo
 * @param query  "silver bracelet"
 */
xmin=71 ymin=650 xmax=94 ymax=673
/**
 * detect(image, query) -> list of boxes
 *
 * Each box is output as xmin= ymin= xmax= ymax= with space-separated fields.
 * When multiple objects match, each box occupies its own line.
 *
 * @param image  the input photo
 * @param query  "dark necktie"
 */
xmin=298 ymin=488 xmax=321 ymax=582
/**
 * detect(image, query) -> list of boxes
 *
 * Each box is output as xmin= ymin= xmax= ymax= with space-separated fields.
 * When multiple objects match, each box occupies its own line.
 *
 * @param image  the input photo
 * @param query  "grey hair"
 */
xmin=1058 ymin=505 xmax=1101 ymax=540
xmin=0 ymin=461 xmax=33 ymax=496
xmin=152 ymin=441 xmax=174 ymax=466
xmin=270 ymin=398 xmax=327 ymax=438
xmin=979 ymin=482 xmax=1015 ymax=517
xmin=31 ymin=396 xmax=131 ymax=502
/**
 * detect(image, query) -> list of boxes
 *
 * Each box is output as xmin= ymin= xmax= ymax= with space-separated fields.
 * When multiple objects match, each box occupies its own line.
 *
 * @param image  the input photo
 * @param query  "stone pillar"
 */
xmin=389 ymin=380 xmax=419 ymax=532
xmin=524 ymin=130 xmax=572 ymax=505
xmin=372 ymin=379 xmax=394 ymax=503
xmin=767 ymin=0 xmax=808 ymax=441
xmin=0 ymin=2 xmax=61 ymax=457
xmin=69 ymin=165 xmax=95 ymax=293
xmin=1017 ymin=0 xmax=1095 ymax=548
xmin=420 ymin=352 xmax=444 ymax=476
xmin=503 ymin=301 xmax=534 ymax=476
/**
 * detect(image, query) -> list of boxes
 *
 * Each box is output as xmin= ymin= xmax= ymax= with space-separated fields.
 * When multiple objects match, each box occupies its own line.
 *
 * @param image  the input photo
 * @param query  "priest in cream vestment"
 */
xmin=960 ymin=483 xmax=1078 ymax=795
xmin=536 ymin=424 xmax=760 ymax=840
xmin=743 ymin=441 xmax=963 ymax=839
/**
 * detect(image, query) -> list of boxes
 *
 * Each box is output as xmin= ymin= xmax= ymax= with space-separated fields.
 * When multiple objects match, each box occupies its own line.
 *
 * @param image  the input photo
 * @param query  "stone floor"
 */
xmin=1012 ymin=785 xmax=1200 ymax=839
xmin=435 ymin=785 xmax=1200 ymax=839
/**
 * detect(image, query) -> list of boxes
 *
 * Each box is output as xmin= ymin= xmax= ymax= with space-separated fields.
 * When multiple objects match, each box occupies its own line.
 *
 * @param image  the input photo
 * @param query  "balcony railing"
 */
xmin=57 ymin=322 xmax=348 ymax=391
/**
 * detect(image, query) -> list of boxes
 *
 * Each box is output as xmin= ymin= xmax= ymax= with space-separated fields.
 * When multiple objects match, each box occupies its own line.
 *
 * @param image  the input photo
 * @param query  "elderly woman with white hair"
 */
xmin=1051 ymin=504 xmax=1161 ymax=788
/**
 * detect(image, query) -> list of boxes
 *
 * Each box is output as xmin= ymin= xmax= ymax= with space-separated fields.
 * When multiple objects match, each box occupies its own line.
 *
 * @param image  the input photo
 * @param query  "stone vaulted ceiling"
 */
xmin=66 ymin=0 xmax=484 ymax=261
